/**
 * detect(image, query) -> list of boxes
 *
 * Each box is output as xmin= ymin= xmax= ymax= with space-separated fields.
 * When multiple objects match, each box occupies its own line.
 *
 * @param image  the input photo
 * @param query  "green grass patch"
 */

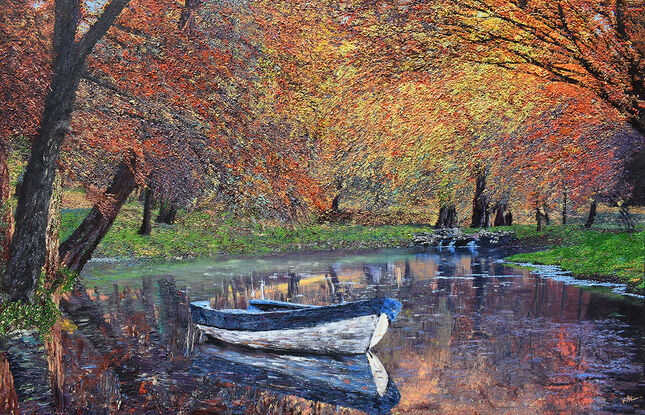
xmin=505 ymin=225 xmax=645 ymax=289
xmin=0 ymin=268 xmax=76 ymax=340
xmin=60 ymin=203 xmax=433 ymax=261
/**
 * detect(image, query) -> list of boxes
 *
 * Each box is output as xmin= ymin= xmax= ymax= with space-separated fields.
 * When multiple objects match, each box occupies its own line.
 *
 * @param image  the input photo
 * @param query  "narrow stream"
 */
xmin=3 ymin=247 xmax=644 ymax=414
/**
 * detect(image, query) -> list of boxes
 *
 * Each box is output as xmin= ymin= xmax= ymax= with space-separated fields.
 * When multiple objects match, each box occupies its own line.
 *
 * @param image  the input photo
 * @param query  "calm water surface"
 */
xmin=3 ymin=247 xmax=644 ymax=414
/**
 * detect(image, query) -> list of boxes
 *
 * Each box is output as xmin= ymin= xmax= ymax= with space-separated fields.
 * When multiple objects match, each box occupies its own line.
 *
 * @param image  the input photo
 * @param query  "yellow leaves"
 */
xmin=60 ymin=318 xmax=78 ymax=333
xmin=338 ymin=40 xmax=357 ymax=56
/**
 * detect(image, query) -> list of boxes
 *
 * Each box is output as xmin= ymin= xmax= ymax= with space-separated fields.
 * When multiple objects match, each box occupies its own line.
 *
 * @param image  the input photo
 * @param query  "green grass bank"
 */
xmin=61 ymin=204 xmax=433 ymax=260
xmin=61 ymin=205 xmax=644 ymax=289
xmin=501 ymin=225 xmax=644 ymax=290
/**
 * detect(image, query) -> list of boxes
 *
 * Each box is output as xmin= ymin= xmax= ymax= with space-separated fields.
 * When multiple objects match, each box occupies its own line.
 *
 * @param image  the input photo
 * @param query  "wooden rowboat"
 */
xmin=190 ymin=297 xmax=402 ymax=355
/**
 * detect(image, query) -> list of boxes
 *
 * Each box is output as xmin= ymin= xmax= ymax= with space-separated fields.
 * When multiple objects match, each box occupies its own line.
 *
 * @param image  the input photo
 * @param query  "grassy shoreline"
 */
xmin=502 ymin=225 xmax=644 ymax=291
xmin=61 ymin=204 xmax=434 ymax=259
xmin=62 ymin=205 xmax=644 ymax=290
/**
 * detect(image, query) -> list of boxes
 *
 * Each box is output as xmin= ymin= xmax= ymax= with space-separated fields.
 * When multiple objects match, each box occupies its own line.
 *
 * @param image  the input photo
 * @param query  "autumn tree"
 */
xmin=326 ymin=0 xmax=643 ymax=225
xmin=54 ymin=0 xmax=325 ymax=272
xmin=1 ymin=0 xmax=133 ymax=301
xmin=0 ymin=0 xmax=53 ymax=263
xmin=56 ymin=0 xmax=248 ymax=270
xmin=334 ymin=0 xmax=645 ymax=134
xmin=444 ymin=0 xmax=645 ymax=135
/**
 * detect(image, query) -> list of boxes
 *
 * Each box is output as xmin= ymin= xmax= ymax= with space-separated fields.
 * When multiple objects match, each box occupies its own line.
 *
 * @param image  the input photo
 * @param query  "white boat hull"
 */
xmin=197 ymin=312 xmax=390 ymax=354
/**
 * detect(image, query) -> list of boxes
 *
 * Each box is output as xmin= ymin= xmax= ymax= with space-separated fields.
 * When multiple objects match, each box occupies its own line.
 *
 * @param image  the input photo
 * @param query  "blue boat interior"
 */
xmin=247 ymin=299 xmax=316 ymax=312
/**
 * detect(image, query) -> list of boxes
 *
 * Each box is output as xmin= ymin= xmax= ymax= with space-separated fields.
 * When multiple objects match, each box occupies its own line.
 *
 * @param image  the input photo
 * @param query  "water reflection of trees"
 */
xmin=194 ymin=253 xmax=643 ymax=413
xmin=2 ymin=274 xmax=367 ymax=413
xmin=0 ymin=352 xmax=19 ymax=413
xmin=375 ymin=256 xmax=641 ymax=413
xmin=1 ymin=251 xmax=643 ymax=413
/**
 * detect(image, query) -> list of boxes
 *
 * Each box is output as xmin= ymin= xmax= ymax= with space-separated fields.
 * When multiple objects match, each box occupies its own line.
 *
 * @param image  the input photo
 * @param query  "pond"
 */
xmin=3 ymin=247 xmax=644 ymax=414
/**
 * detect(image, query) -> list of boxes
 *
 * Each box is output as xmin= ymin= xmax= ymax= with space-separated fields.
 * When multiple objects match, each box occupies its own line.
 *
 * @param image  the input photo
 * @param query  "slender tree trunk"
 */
xmin=435 ymin=204 xmax=457 ymax=228
xmin=45 ymin=321 xmax=65 ymax=410
xmin=330 ymin=179 xmax=343 ymax=212
xmin=470 ymin=171 xmax=489 ymax=228
xmin=287 ymin=272 xmax=300 ymax=302
xmin=2 ymin=0 xmax=131 ymax=301
xmin=166 ymin=205 xmax=177 ymax=225
xmin=330 ymin=193 xmax=341 ymax=212
xmin=625 ymin=146 xmax=645 ymax=206
xmin=59 ymin=158 xmax=137 ymax=274
xmin=0 ymin=143 xmax=12 ymax=265
xmin=584 ymin=200 xmax=597 ymax=228
xmin=493 ymin=204 xmax=505 ymax=227
xmin=156 ymin=202 xmax=168 ymax=223
xmin=493 ymin=202 xmax=511 ymax=226
xmin=156 ymin=200 xmax=177 ymax=225
xmin=178 ymin=0 xmax=203 ymax=33
xmin=542 ymin=205 xmax=550 ymax=225
xmin=619 ymin=204 xmax=635 ymax=232
xmin=562 ymin=190 xmax=567 ymax=225
xmin=42 ymin=179 xmax=66 ymax=410
xmin=535 ymin=204 xmax=550 ymax=231
xmin=138 ymin=188 xmax=153 ymax=236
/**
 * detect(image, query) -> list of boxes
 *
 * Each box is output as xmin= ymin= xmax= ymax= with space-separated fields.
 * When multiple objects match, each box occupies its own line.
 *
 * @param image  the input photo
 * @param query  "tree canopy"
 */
xmin=0 ymin=0 xmax=643 ymax=299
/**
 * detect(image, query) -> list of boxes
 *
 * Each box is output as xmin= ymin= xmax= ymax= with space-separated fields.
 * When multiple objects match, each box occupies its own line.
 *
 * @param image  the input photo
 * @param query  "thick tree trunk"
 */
xmin=3 ymin=77 xmax=82 ymax=301
xmin=2 ymin=0 xmax=130 ymax=301
xmin=562 ymin=190 xmax=567 ymax=225
xmin=138 ymin=188 xmax=153 ymax=236
xmin=504 ymin=211 xmax=513 ymax=225
xmin=435 ymin=204 xmax=457 ymax=228
xmin=59 ymin=158 xmax=137 ymax=274
xmin=156 ymin=200 xmax=177 ymax=225
xmin=45 ymin=174 xmax=62 ymax=282
xmin=470 ymin=171 xmax=489 ymax=228
xmin=584 ymin=200 xmax=597 ymax=228
xmin=0 ymin=143 xmax=12 ymax=265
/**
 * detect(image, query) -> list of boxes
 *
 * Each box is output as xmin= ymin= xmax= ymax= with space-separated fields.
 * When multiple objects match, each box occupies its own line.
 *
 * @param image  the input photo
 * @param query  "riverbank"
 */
xmin=62 ymin=205 xmax=644 ymax=290
xmin=501 ymin=225 xmax=644 ymax=290
xmin=61 ymin=204 xmax=433 ymax=259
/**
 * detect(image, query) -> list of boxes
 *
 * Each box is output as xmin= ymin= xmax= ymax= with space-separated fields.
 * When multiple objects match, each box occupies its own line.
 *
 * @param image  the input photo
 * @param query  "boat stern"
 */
xmin=380 ymin=297 xmax=402 ymax=323
xmin=366 ymin=298 xmax=401 ymax=351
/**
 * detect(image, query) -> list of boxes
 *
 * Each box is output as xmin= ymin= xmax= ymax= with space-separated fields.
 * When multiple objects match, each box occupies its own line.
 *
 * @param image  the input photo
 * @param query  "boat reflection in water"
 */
xmin=190 ymin=341 xmax=400 ymax=414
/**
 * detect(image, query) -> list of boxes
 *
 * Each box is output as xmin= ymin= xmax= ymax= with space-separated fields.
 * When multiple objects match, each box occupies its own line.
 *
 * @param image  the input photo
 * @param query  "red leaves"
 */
xmin=0 ymin=0 xmax=53 ymax=139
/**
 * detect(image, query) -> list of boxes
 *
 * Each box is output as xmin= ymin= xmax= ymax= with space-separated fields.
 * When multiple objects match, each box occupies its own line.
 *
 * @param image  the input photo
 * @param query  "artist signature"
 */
xmin=622 ymin=395 xmax=639 ymax=403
